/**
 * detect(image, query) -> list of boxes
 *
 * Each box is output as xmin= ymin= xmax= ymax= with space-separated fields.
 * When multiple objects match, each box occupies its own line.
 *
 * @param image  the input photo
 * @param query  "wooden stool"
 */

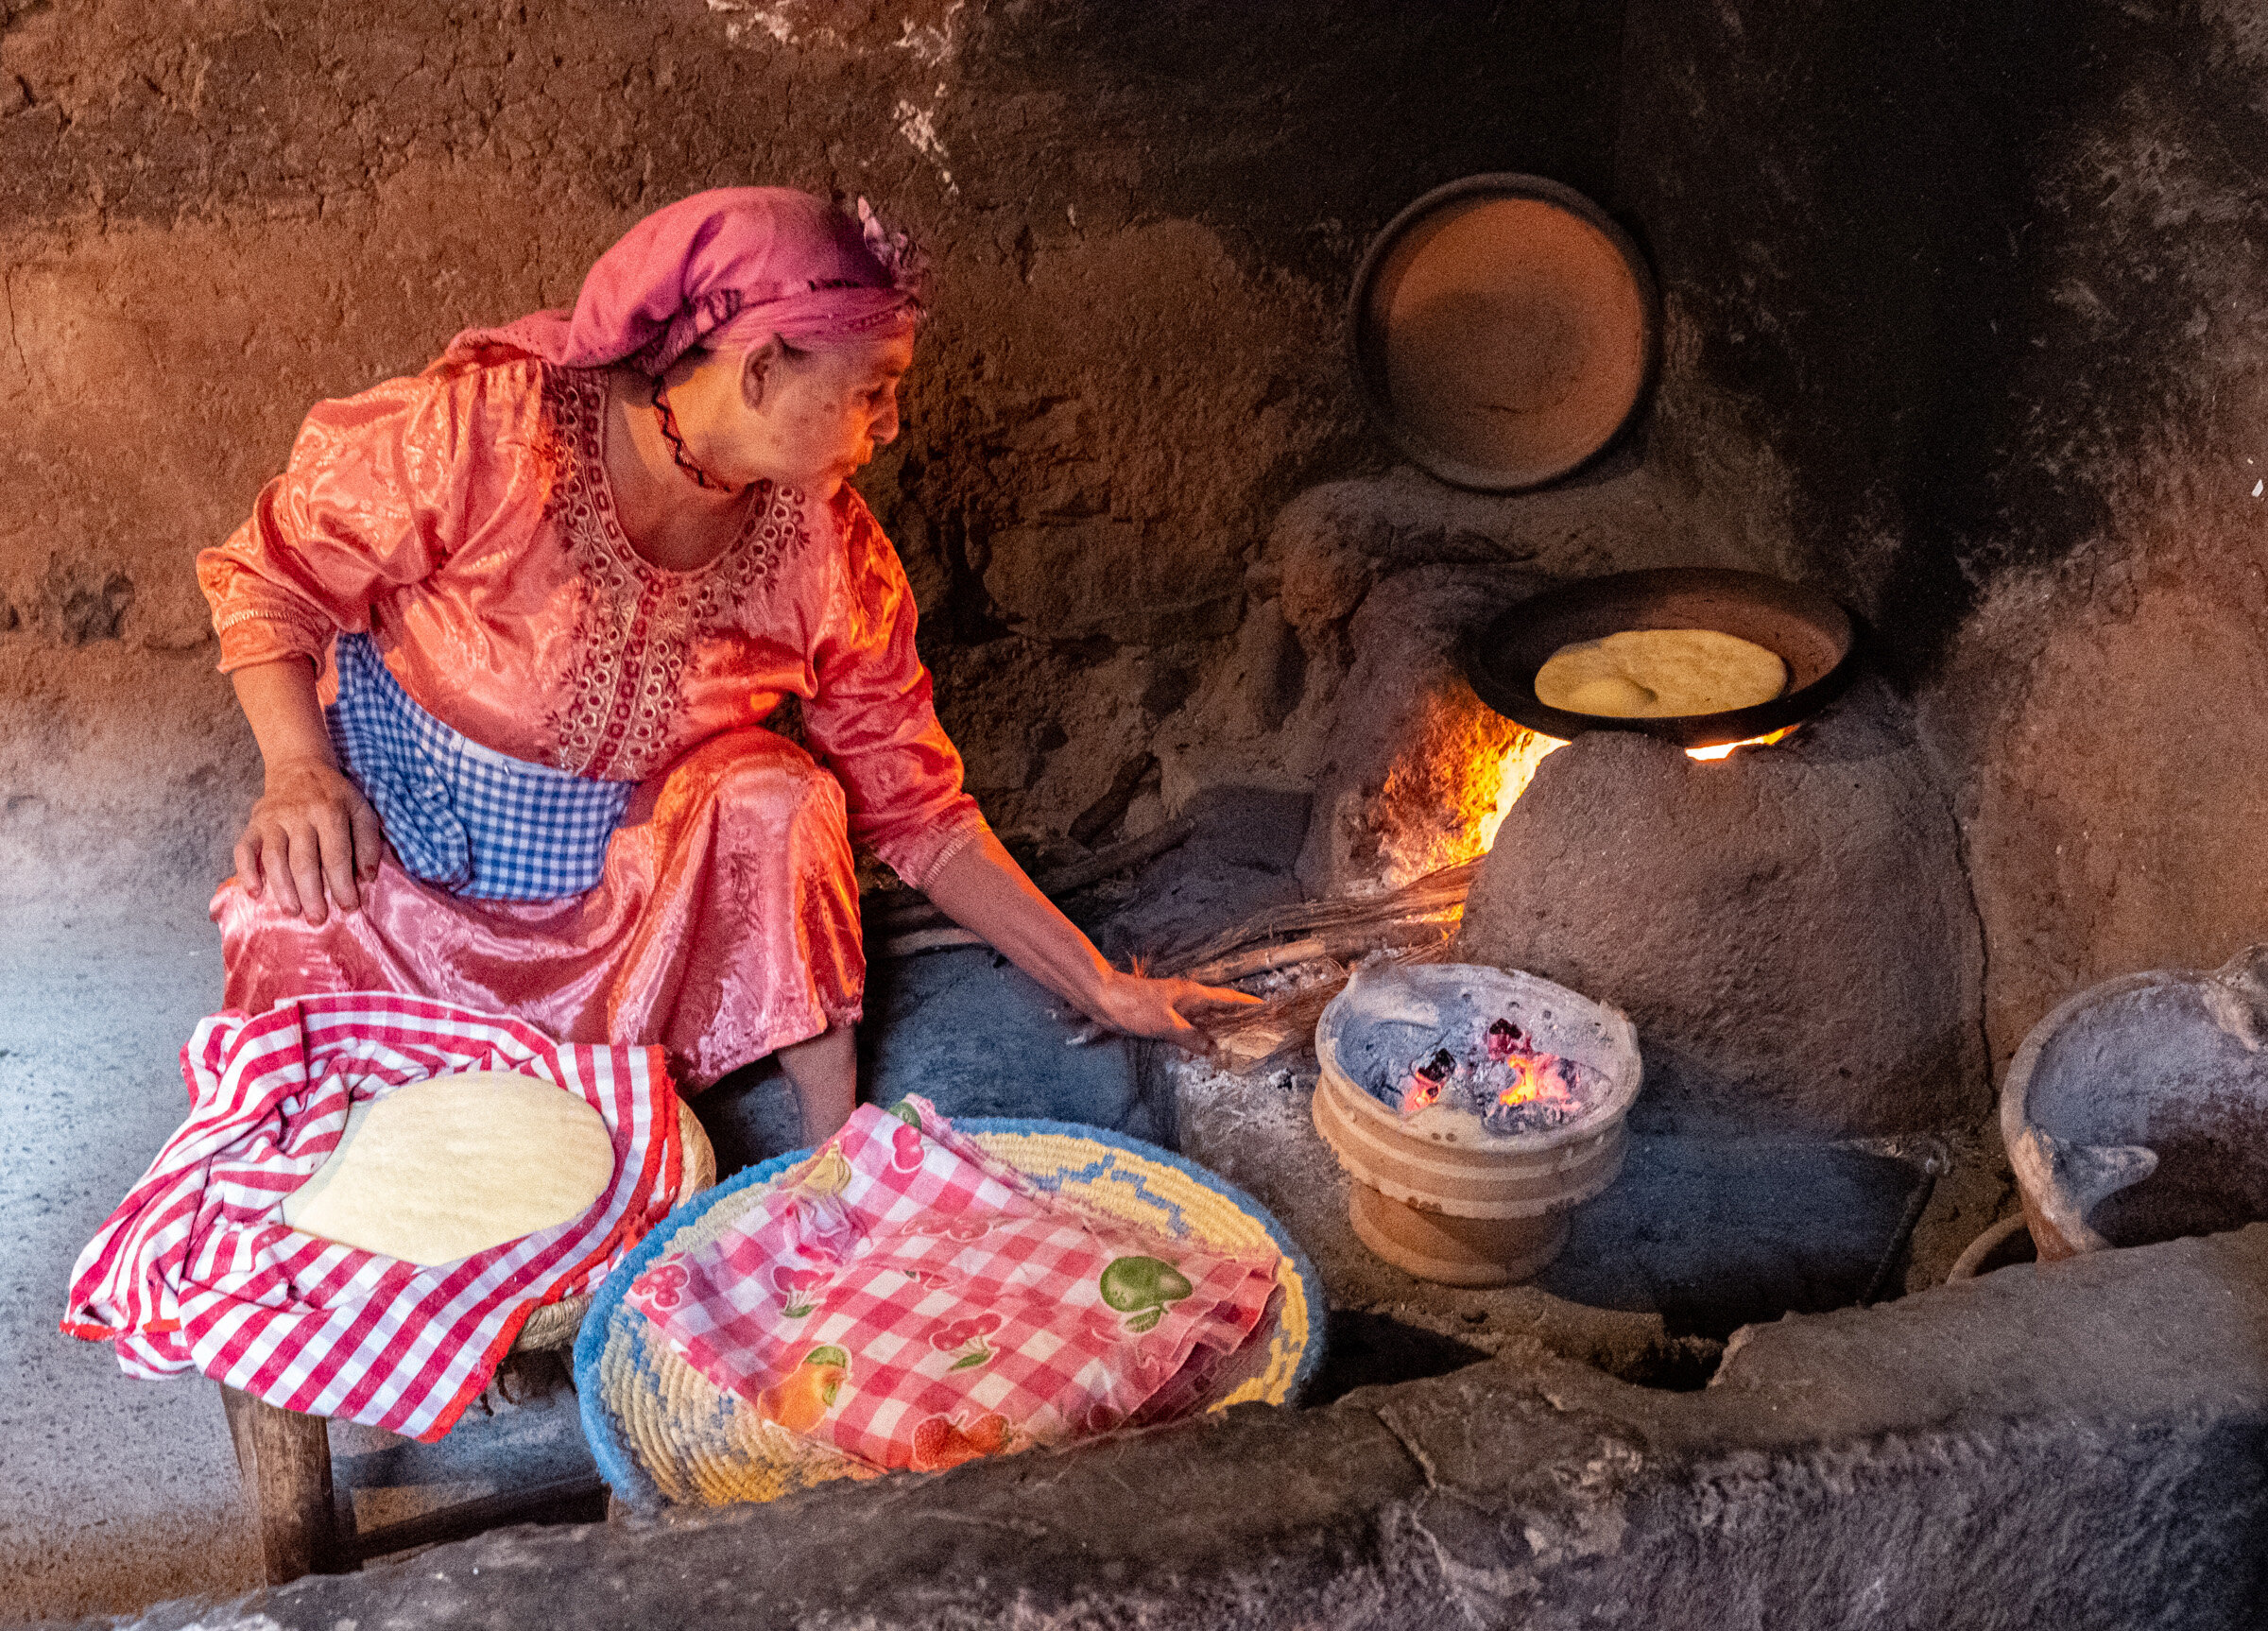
xmin=221 ymin=1107 xmax=713 ymax=1583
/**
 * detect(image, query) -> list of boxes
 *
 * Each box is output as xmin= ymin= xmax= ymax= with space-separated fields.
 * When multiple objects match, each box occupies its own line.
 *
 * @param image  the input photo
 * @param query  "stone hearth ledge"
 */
xmin=104 ymin=1223 xmax=2268 ymax=1629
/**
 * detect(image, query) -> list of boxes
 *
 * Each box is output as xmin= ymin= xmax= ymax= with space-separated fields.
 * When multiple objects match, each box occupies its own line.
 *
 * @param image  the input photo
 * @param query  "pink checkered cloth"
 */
xmin=626 ymin=1097 xmax=1280 ymax=1473
xmin=62 ymin=993 xmax=681 ymax=1442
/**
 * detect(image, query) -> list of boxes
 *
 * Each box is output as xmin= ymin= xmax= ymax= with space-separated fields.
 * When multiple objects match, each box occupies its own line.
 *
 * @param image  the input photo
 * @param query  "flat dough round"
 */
xmin=282 ymin=1071 xmax=616 ymax=1267
xmin=1534 ymin=628 xmax=1787 ymax=718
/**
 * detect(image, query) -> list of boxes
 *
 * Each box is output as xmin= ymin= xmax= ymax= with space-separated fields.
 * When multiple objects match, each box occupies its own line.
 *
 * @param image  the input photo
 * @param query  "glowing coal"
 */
xmin=1371 ymin=1007 xmax=1595 ymax=1136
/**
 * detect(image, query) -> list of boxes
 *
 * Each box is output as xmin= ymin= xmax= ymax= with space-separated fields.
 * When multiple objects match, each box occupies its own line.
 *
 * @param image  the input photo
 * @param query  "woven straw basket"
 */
xmin=574 ymin=1118 xmax=1322 ymax=1511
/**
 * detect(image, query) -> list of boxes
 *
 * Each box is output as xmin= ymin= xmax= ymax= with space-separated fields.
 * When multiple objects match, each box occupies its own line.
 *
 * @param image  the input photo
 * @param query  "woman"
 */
xmin=198 ymin=188 xmax=1250 ymax=1143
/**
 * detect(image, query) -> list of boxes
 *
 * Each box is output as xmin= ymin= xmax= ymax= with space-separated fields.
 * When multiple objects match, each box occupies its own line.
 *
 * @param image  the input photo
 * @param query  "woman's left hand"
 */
xmin=1081 ymin=970 xmax=1262 ymax=1051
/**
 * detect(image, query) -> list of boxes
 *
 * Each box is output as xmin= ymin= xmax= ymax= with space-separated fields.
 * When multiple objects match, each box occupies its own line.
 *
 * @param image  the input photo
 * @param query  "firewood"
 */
xmin=1151 ymin=859 xmax=1480 ymax=978
xmin=1178 ymin=917 xmax=1457 ymax=986
xmin=877 ymin=926 xmax=985 ymax=958
xmin=1179 ymin=936 xmax=1327 ymax=986
xmin=1199 ymin=939 xmax=1460 ymax=1074
xmin=1032 ymin=816 xmax=1196 ymax=896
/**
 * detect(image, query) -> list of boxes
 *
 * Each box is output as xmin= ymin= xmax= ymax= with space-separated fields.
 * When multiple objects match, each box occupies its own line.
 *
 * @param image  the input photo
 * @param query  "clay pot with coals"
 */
xmin=1311 ymin=962 xmax=1641 ymax=1286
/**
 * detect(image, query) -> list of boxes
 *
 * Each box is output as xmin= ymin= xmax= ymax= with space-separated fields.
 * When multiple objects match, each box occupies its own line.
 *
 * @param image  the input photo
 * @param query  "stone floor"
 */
xmin=1170 ymin=1054 xmax=2012 ymax=1396
xmin=2 ymin=897 xmax=259 ymax=1623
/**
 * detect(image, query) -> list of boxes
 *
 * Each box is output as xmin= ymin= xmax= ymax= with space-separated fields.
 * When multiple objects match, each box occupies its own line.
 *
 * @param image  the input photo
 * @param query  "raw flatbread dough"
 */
xmin=282 ymin=1071 xmax=615 ymax=1266
xmin=1534 ymin=628 xmax=1787 ymax=718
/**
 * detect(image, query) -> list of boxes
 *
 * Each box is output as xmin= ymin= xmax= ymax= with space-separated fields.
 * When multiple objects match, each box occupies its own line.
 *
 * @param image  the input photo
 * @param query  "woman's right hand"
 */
xmin=235 ymin=755 xmax=386 ymax=925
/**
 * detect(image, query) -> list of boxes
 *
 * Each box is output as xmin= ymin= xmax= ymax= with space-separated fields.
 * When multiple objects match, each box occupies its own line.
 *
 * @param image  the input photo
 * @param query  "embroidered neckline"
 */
xmin=539 ymin=366 xmax=814 ymax=781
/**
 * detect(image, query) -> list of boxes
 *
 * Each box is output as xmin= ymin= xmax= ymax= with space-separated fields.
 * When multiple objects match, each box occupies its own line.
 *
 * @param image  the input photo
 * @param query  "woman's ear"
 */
xmin=740 ymin=337 xmax=786 ymax=410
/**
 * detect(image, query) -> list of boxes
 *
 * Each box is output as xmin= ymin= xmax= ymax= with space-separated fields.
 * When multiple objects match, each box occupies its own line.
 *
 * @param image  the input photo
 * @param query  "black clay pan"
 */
xmin=1462 ymin=568 xmax=1861 ymax=749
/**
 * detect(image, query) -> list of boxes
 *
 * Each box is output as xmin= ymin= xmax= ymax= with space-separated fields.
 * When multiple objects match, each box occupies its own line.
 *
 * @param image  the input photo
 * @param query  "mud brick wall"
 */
xmin=0 ymin=0 xmax=1620 ymax=903
xmin=1613 ymin=0 xmax=2268 ymax=1063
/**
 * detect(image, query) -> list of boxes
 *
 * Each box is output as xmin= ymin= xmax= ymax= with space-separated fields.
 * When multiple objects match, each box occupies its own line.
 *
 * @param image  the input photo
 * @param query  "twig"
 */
xmin=1031 ymin=816 xmax=1197 ymax=896
xmin=1178 ymin=917 xmax=1456 ymax=987
xmin=1202 ymin=939 xmax=1461 ymax=1074
xmin=1149 ymin=859 xmax=1480 ymax=978
xmin=1180 ymin=936 xmax=1328 ymax=986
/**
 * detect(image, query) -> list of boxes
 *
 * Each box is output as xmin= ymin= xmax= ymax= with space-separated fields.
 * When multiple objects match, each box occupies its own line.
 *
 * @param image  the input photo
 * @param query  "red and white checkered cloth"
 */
xmin=63 ymin=993 xmax=681 ymax=1442
xmin=626 ymin=1097 xmax=1279 ymax=1473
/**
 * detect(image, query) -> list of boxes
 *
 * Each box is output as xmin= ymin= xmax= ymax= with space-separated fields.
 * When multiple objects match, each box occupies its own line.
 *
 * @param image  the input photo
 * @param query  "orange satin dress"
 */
xmin=197 ymin=352 xmax=987 ymax=1088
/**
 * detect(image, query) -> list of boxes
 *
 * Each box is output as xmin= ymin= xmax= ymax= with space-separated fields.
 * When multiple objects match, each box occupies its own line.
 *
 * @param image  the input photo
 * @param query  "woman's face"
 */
xmin=730 ymin=334 xmax=913 ymax=497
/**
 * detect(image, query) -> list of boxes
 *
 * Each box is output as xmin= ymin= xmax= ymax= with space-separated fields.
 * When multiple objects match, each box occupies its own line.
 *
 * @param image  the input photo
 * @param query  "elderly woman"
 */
xmin=198 ymin=188 xmax=1248 ymax=1143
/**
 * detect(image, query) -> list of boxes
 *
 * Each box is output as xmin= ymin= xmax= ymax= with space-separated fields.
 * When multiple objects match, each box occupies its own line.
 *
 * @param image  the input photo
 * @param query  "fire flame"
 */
xmin=1682 ymin=725 xmax=1797 ymax=762
xmin=1476 ymin=731 xmax=1567 ymax=850
xmin=1490 ymin=1024 xmax=1581 ymax=1114
xmin=1497 ymin=1050 xmax=1578 ymax=1112
xmin=1478 ymin=725 xmax=1800 ymax=850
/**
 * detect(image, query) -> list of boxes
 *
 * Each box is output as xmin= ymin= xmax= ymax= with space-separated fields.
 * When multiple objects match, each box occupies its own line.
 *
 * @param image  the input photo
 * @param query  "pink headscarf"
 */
xmin=445 ymin=188 xmax=924 ymax=375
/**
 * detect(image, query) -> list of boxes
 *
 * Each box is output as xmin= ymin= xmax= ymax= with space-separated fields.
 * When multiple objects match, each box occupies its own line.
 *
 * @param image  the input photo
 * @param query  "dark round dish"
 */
xmin=1349 ymin=173 xmax=1660 ymax=492
xmin=1461 ymin=568 xmax=1862 ymax=748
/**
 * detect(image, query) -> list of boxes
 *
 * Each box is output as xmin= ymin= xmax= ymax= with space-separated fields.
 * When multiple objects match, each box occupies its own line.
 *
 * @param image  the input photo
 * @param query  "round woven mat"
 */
xmin=574 ymin=1118 xmax=1322 ymax=1511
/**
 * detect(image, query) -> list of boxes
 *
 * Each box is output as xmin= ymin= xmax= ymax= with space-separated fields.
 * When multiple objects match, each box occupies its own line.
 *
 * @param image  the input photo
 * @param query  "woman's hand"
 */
xmin=1081 ymin=970 xmax=1263 ymax=1051
xmin=235 ymin=755 xmax=387 ymax=925
xmin=917 ymin=830 xmax=1263 ymax=1053
xmin=228 ymin=658 xmax=387 ymax=925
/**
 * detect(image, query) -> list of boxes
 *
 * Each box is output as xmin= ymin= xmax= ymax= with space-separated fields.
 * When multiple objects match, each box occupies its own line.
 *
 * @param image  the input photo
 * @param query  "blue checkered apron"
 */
xmin=325 ymin=633 xmax=638 ymax=901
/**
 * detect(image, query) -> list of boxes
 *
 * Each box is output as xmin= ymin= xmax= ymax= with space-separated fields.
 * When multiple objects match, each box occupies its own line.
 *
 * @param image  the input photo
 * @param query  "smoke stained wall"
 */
xmin=6 ymin=0 xmax=2263 ymax=1083
xmin=1614 ymin=0 xmax=2268 ymax=1063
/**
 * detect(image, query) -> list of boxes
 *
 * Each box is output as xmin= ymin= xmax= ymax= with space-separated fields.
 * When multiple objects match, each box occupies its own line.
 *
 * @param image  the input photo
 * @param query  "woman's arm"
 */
xmin=231 ymin=658 xmax=386 ymax=926
xmin=201 ymin=367 xmax=524 ymax=920
xmin=800 ymin=495 xmax=1255 ymax=1044
xmin=919 ymin=830 xmax=1259 ymax=1047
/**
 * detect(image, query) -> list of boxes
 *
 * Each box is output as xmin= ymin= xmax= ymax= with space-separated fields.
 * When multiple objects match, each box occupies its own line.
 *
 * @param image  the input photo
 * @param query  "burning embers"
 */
xmin=1389 ymin=1015 xmax=1587 ymax=1135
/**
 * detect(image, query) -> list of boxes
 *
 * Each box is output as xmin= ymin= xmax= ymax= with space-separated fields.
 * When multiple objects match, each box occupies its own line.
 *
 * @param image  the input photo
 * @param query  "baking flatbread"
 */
xmin=1534 ymin=628 xmax=1787 ymax=718
xmin=281 ymin=1071 xmax=616 ymax=1266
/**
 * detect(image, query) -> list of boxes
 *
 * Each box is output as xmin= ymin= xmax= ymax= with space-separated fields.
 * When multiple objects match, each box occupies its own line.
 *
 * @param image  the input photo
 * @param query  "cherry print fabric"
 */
xmin=625 ymin=1099 xmax=1280 ymax=1473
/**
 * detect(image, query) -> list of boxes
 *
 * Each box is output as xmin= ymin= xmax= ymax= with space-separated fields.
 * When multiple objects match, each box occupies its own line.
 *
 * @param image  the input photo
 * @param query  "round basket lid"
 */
xmin=1350 ymin=174 xmax=1658 ymax=491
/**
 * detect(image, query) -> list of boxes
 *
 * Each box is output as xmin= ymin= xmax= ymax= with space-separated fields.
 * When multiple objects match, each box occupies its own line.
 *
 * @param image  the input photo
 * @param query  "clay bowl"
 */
xmin=1461 ymin=567 xmax=1861 ymax=749
xmin=1311 ymin=962 xmax=1641 ymax=1287
xmin=1348 ymin=173 xmax=1659 ymax=492
xmin=2002 ymin=944 xmax=2268 ymax=1260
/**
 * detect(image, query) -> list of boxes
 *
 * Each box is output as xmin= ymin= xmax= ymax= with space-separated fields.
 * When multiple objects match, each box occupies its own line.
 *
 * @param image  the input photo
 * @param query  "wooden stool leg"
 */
xmin=220 ymin=1384 xmax=349 ymax=1583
